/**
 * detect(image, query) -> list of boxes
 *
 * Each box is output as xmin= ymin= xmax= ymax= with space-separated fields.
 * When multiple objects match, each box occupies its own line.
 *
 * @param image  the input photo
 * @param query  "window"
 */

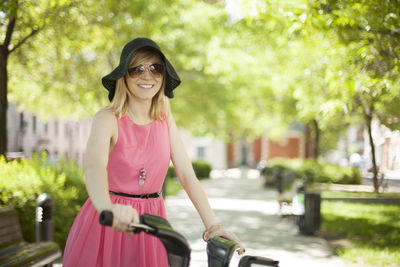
xmin=197 ymin=146 xmax=205 ymax=159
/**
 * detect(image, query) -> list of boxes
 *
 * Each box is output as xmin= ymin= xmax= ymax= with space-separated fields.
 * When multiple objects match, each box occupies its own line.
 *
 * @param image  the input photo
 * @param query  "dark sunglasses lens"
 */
xmin=128 ymin=66 xmax=145 ymax=77
xmin=150 ymin=64 xmax=163 ymax=74
xmin=128 ymin=64 xmax=163 ymax=77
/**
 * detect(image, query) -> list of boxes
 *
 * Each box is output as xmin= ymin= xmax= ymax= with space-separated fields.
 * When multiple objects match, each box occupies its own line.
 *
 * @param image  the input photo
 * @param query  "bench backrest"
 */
xmin=0 ymin=207 xmax=23 ymax=247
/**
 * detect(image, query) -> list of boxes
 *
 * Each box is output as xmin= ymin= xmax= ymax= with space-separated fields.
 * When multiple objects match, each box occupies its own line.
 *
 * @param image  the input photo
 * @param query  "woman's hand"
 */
xmin=203 ymin=224 xmax=246 ymax=255
xmin=110 ymin=204 xmax=139 ymax=236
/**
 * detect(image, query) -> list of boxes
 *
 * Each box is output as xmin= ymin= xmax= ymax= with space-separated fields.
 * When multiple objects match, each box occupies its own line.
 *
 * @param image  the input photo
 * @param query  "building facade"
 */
xmin=319 ymin=120 xmax=400 ymax=177
xmin=7 ymin=103 xmax=91 ymax=164
xmin=365 ymin=121 xmax=400 ymax=176
xmin=227 ymin=123 xmax=307 ymax=168
xmin=7 ymin=103 xmax=228 ymax=169
xmin=179 ymin=129 xmax=227 ymax=170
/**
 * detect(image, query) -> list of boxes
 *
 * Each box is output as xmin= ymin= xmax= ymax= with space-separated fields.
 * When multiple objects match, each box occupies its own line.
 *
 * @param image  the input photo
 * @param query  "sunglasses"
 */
xmin=127 ymin=63 xmax=164 ymax=78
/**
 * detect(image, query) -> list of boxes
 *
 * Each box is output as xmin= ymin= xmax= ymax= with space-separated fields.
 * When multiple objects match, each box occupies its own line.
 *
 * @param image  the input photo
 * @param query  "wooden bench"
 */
xmin=0 ymin=207 xmax=61 ymax=267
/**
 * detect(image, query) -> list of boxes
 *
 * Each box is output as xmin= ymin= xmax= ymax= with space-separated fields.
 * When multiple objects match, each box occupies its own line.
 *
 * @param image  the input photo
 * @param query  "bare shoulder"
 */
xmin=92 ymin=107 xmax=117 ymax=126
xmin=165 ymin=100 xmax=174 ymax=125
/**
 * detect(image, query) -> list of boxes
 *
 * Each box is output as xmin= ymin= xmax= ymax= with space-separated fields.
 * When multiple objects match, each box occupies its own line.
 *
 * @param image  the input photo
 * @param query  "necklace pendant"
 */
xmin=139 ymin=168 xmax=147 ymax=186
xmin=140 ymin=168 xmax=146 ymax=179
xmin=139 ymin=178 xmax=145 ymax=186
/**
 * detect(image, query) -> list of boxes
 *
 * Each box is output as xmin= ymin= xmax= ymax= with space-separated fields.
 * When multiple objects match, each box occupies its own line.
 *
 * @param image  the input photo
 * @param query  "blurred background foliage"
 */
xmin=0 ymin=154 xmax=87 ymax=250
xmin=167 ymin=160 xmax=212 ymax=180
xmin=261 ymin=157 xmax=362 ymax=187
xmin=1 ymin=0 xmax=399 ymax=189
xmin=0 ymin=153 xmax=211 ymax=249
xmin=2 ymin=0 xmax=399 ymax=145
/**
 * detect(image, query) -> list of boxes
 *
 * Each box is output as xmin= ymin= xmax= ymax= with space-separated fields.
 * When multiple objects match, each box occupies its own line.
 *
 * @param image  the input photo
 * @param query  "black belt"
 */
xmin=109 ymin=191 xmax=161 ymax=199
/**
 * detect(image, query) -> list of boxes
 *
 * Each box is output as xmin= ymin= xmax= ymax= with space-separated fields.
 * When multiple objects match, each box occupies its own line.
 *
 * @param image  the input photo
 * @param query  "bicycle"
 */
xmin=100 ymin=211 xmax=279 ymax=267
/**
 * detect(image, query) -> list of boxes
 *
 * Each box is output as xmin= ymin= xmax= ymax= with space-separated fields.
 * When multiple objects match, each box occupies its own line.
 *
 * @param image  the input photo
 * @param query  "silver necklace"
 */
xmin=129 ymin=112 xmax=152 ymax=187
xmin=137 ymin=125 xmax=151 ymax=187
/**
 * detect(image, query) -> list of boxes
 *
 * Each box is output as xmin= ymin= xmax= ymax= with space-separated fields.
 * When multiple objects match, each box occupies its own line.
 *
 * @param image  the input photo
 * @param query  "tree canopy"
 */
xmin=1 ymin=0 xmax=399 ymax=154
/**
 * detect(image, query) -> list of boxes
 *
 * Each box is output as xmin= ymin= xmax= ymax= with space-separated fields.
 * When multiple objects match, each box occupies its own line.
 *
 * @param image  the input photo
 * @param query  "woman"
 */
xmin=63 ymin=37 xmax=244 ymax=267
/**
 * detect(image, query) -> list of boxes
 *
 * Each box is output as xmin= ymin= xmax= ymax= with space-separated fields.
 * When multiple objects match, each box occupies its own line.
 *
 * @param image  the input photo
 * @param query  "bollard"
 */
xmin=36 ymin=193 xmax=54 ymax=242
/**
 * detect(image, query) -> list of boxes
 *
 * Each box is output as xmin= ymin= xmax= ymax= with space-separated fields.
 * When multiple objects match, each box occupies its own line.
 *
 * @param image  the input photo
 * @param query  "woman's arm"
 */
xmin=166 ymin=106 xmax=245 ymax=254
xmin=83 ymin=109 xmax=115 ymax=213
xmin=83 ymin=109 xmax=138 ymax=233
xmin=167 ymin=109 xmax=217 ymax=229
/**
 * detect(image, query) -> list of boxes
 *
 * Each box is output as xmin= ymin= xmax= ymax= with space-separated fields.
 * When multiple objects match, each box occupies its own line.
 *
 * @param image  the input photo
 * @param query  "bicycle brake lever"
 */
xmin=128 ymin=223 xmax=155 ymax=233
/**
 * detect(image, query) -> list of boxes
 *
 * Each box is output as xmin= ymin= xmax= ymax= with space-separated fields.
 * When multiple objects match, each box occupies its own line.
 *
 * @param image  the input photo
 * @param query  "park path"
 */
xmin=165 ymin=168 xmax=346 ymax=267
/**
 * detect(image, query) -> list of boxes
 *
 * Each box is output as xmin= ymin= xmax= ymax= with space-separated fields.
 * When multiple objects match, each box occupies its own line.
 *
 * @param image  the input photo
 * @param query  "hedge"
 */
xmin=262 ymin=158 xmax=362 ymax=187
xmin=0 ymin=155 xmax=212 ymax=250
xmin=0 ymin=154 xmax=87 ymax=250
xmin=192 ymin=160 xmax=212 ymax=179
xmin=166 ymin=160 xmax=212 ymax=180
xmin=166 ymin=164 xmax=176 ymax=179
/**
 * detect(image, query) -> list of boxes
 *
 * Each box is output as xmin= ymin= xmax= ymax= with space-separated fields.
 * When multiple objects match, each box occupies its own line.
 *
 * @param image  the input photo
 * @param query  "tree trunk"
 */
xmin=312 ymin=119 xmax=320 ymax=159
xmin=366 ymin=115 xmax=379 ymax=192
xmin=0 ymin=48 xmax=8 ymax=156
xmin=305 ymin=124 xmax=313 ymax=158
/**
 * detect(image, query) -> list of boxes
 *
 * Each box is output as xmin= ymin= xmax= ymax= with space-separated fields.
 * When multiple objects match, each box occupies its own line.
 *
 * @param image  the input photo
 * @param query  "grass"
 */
xmin=322 ymin=191 xmax=400 ymax=199
xmin=321 ymin=201 xmax=400 ymax=267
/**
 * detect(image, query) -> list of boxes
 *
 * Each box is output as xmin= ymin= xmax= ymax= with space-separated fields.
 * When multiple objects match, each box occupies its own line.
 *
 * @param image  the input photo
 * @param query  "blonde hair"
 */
xmin=107 ymin=48 xmax=168 ymax=120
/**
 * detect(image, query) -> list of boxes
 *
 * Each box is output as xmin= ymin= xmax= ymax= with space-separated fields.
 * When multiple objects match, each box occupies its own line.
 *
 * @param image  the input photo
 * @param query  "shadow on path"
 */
xmin=165 ymin=172 xmax=346 ymax=267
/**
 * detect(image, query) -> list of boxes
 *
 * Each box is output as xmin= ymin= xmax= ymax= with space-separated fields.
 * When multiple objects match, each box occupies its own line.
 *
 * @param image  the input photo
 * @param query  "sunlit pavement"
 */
xmin=165 ymin=168 xmax=346 ymax=267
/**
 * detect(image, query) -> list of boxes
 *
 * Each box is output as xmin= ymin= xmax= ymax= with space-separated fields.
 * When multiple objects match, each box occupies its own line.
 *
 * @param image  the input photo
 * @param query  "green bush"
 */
xmin=0 ymin=154 xmax=87 ymax=250
xmin=166 ymin=161 xmax=212 ymax=180
xmin=261 ymin=166 xmax=275 ymax=185
xmin=192 ymin=160 xmax=212 ymax=179
xmin=261 ymin=158 xmax=361 ymax=186
xmin=166 ymin=164 xmax=176 ymax=179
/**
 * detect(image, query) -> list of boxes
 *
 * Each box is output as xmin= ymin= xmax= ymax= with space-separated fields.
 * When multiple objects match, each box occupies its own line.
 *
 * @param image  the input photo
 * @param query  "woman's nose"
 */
xmin=140 ymin=68 xmax=153 ymax=79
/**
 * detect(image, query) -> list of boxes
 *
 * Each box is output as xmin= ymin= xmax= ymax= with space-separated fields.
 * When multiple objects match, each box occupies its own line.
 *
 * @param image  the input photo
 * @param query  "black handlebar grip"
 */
xmin=99 ymin=210 xmax=113 ymax=226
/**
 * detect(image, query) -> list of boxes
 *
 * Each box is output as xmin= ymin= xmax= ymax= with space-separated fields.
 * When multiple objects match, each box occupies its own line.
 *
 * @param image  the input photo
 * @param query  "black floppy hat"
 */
xmin=102 ymin=37 xmax=181 ymax=101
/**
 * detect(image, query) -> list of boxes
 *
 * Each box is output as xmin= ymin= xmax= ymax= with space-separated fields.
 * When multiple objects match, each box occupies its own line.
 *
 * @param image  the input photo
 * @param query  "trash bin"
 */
xmin=293 ymin=184 xmax=321 ymax=235
xmin=303 ymin=192 xmax=321 ymax=235
xmin=36 ymin=193 xmax=54 ymax=242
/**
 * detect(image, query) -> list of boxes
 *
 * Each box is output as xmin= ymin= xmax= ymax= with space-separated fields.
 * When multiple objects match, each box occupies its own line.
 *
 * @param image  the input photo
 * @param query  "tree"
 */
xmin=0 ymin=0 xmax=85 ymax=155
xmin=3 ymin=0 xmax=399 ymax=184
xmin=4 ymin=0 xmax=292 ymax=143
xmin=228 ymin=0 xmax=353 ymax=157
xmin=4 ymin=0 xmax=260 ymax=144
xmin=307 ymin=0 xmax=400 ymax=191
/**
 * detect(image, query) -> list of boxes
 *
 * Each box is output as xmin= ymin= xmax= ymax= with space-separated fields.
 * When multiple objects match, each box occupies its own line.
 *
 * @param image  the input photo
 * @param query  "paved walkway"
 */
xmin=165 ymin=169 xmax=346 ymax=267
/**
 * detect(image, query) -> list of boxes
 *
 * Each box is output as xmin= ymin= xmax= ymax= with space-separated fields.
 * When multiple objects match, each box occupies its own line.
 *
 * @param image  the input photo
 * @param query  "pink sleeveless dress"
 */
xmin=63 ymin=115 xmax=170 ymax=267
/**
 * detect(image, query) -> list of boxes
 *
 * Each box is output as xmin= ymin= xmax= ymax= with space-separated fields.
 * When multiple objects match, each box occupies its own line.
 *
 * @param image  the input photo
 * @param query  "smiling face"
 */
xmin=125 ymin=51 xmax=165 ymax=101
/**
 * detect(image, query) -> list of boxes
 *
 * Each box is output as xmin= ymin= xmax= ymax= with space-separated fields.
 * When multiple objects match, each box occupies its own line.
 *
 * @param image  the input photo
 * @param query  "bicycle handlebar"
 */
xmin=99 ymin=211 xmax=279 ymax=266
xmin=99 ymin=210 xmax=113 ymax=226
